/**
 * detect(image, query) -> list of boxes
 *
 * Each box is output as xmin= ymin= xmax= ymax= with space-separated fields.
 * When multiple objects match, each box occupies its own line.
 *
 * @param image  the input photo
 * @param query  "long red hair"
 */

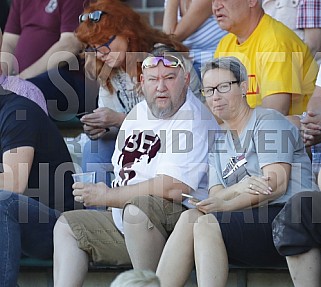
xmin=76 ymin=0 xmax=188 ymax=90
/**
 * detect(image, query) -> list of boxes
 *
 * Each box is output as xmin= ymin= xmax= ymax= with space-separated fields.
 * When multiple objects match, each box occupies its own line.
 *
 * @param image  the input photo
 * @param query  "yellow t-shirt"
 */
xmin=214 ymin=14 xmax=318 ymax=115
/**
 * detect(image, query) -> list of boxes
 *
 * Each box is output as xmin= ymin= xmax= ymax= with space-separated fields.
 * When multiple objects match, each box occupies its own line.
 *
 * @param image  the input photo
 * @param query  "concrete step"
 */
xmin=18 ymin=268 xmax=294 ymax=287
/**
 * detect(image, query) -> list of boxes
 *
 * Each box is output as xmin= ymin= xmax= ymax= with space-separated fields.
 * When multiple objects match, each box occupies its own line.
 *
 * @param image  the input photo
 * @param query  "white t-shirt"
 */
xmin=111 ymin=89 xmax=220 ymax=233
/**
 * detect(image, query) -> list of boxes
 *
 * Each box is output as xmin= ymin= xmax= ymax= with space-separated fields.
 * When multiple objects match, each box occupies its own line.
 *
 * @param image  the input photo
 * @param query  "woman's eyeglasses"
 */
xmin=79 ymin=10 xmax=107 ymax=23
xmin=85 ymin=35 xmax=116 ymax=55
xmin=200 ymin=81 xmax=239 ymax=97
xmin=142 ymin=55 xmax=185 ymax=72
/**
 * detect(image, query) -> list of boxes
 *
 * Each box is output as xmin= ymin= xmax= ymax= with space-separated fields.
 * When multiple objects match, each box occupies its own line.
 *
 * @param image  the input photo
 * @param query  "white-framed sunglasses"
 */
xmin=142 ymin=55 xmax=185 ymax=72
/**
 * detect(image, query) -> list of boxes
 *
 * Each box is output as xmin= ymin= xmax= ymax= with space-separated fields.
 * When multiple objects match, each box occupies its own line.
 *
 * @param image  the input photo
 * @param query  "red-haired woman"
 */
xmin=77 ymin=0 xmax=198 ymax=186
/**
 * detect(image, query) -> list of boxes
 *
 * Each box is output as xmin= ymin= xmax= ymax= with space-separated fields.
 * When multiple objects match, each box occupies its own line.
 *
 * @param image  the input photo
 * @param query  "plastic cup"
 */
xmin=72 ymin=171 xmax=96 ymax=183
xmin=72 ymin=171 xmax=105 ymax=211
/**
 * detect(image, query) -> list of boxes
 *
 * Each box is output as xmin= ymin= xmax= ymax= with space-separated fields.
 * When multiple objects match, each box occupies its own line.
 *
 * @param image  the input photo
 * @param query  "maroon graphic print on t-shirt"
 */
xmin=114 ymin=131 xmax=161 ymax=186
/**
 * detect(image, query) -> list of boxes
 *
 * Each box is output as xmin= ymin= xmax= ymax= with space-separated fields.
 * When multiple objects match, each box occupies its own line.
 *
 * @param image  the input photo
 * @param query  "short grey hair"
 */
xmin=201 ymin=56 xmax=248 ymax=84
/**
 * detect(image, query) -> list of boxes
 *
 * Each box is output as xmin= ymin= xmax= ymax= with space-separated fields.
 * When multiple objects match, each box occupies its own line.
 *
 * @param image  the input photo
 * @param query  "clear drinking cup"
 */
xmin=72 ymin=172 xmax=105 ymax=211
xmin=72 ymin=171 xmax=96 ymax=184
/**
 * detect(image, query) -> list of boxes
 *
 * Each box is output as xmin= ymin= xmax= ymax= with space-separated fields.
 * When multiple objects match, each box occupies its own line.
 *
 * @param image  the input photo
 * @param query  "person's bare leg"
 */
xmin=53 ymin=215 xmax=89 ymax=287
xmin=286 ymin=248 xmax=321 ymax=287
xmin=194 ymin=214 xmax=228 ymax=287
xmin=123 ymin=205 xmax=166 ymax=271
xmin=156 ymin=209 xmax=202 ymax=287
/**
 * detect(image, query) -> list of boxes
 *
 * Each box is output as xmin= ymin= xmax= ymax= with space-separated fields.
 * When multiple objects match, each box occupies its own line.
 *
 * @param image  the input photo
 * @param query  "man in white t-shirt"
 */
xmin=53 ymin=51 xmax=220 ymax=285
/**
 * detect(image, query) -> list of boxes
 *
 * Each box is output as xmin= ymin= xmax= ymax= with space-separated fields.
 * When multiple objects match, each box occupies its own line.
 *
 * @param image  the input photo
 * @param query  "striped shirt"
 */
xmin=297 ymin=0 xmax=321 ymax=28
xmin=181 ymin=16 xmax=227 ymax=65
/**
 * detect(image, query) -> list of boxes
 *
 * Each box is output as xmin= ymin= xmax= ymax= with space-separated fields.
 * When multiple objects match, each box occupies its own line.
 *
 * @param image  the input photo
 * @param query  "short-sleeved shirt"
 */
xmin=209 ymin=107 xmax=319 ymax=205
xmin=4 ymin=0 xmax=85 ymax=72
xmin=297 ymin=0 xmax=321 ymax=29
xmin=215 ymin=14 xmax=318 ymax=115
xmin=111 ymin=90 xmax=220 ymax=232
xmin=0 ymin=74 xmax=48 ymax=114
xmin=0 ymin=89 xmax=75 ymax=212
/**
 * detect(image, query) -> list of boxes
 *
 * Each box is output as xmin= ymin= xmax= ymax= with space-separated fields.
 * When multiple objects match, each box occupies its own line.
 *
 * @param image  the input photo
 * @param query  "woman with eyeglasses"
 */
xmin=155 ymin=56 xmax=319 ymax=287
xmin=75 ymin=0 xmax=195 ymax=186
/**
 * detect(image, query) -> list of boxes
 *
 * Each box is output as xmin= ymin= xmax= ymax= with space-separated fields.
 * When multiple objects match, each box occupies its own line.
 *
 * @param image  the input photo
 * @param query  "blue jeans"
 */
xmin=82 ymin=133 xmax=116 ymax=187
xmin=0 ymin=190 xmax=60 ymax=287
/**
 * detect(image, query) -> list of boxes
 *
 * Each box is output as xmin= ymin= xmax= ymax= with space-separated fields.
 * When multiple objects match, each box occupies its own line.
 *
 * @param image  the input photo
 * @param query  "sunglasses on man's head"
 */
xmin=79 ymin=10 xmax=107 ymax=23
xmin=142 ymin=55 xmax=185 ymax=72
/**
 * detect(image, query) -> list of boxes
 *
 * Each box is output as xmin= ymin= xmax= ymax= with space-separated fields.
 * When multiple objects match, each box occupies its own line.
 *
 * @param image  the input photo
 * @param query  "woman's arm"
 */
xmin=196 ymin=162 xmax=291 ymax=213
xmin=163 ymin=0 xmax=213 ymax=41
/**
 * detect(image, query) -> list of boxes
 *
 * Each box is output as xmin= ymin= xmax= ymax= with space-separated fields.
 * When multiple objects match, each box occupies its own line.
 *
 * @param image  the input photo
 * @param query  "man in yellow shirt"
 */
xmin=213 ymin=0 xmax=318 ymax=116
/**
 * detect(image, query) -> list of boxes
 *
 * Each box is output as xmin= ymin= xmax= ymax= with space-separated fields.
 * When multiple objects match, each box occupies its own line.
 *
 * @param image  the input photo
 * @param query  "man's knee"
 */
xmin=123 ymin=204 xmax=149 ymax=225
xmin=0 ymin=191 xmax=24 ymax=223
xmin=53 ymin=215 xmax=72 ymax=238
xmin=0 ymin=189 xmax=15 ymax=199
xmin=0 ymin=190 xmax=18 ymax=209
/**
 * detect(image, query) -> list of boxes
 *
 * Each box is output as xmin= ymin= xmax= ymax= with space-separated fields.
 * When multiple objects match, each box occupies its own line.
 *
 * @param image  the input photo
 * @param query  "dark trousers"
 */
xmin=214 ymin=205 xmax=286 ymax=266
